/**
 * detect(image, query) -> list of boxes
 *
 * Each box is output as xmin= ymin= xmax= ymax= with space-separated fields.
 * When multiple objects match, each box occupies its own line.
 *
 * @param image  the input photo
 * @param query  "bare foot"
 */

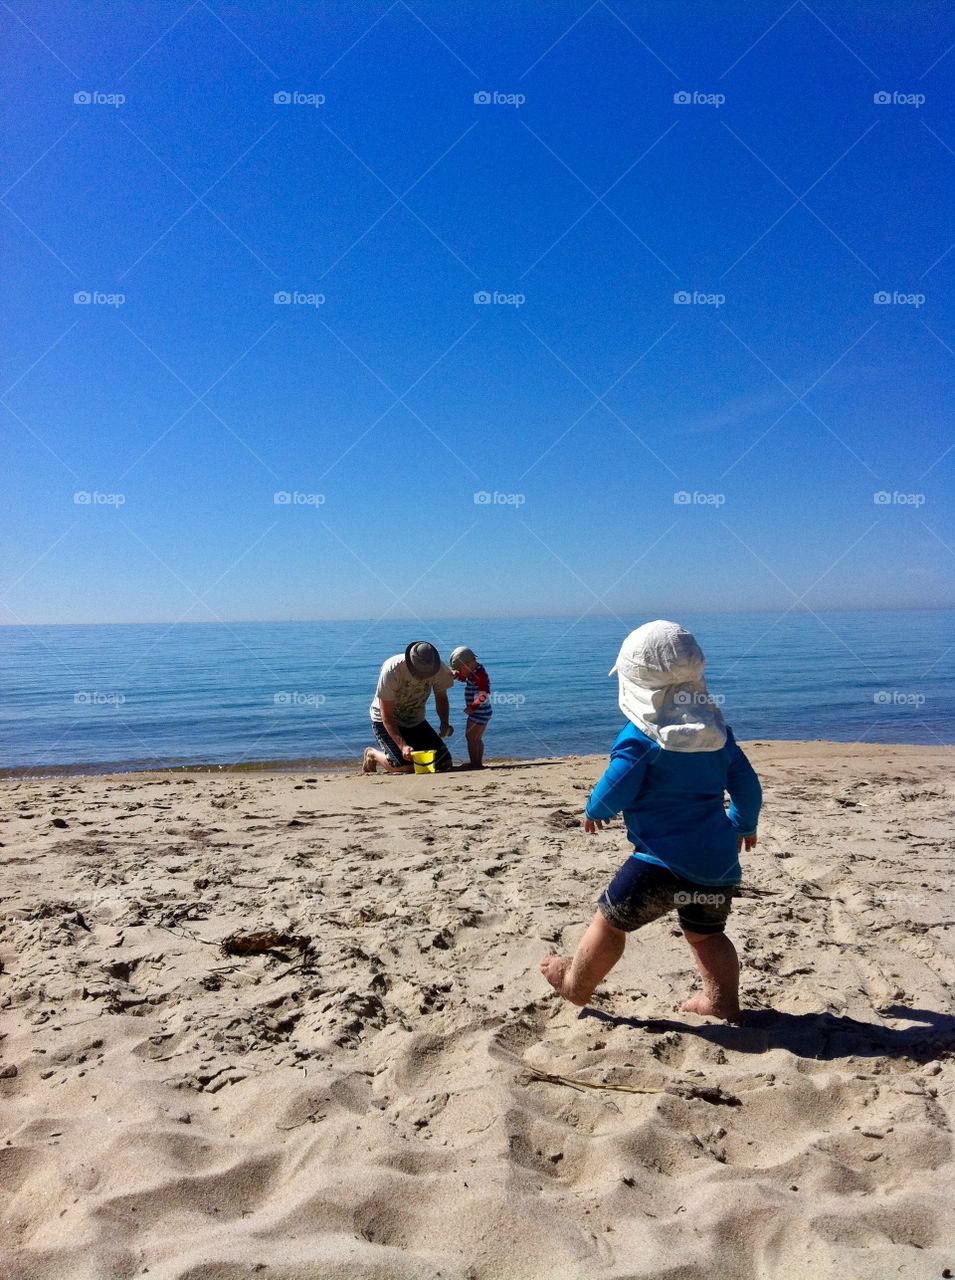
xmin=680 ymin=993 xmax=742 ymax=1022
xmin=362 ymin=749 xmax=377 ymax=774
xmin=540 ymin=954 xmax=589 ymax=1007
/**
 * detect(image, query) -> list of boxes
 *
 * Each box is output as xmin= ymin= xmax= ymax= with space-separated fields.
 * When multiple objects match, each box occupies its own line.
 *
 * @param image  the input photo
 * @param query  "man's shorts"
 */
xmin=598 ymin=856 xmax=738 ymax=936
xmin=371 ymin=719 xmax=453 ymax=772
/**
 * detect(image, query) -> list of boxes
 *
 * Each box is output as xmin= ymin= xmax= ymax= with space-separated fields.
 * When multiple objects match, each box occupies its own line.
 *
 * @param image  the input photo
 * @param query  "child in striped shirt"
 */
xmin=449 ymin=646 xmax=492 ymax=769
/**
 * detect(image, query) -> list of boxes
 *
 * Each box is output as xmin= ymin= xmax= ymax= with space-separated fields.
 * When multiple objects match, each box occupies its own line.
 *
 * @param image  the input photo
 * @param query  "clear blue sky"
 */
xmin=2 ymin=0 xmax=953 ymax=624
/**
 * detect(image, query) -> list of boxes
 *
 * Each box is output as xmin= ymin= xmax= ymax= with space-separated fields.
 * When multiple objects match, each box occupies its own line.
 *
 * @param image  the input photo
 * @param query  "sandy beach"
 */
xmin=1 ymin=741 xmax=953 ymax=1280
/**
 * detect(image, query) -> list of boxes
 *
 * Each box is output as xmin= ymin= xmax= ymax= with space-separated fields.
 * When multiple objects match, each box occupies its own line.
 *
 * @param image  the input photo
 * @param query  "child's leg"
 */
xmin=540 ymin=911 xmax=626 ymax=1006
xmin=465 ymin=719 xmax=487 ymax=767
xmin=681 ymin=929 xmax=741 ymax=1021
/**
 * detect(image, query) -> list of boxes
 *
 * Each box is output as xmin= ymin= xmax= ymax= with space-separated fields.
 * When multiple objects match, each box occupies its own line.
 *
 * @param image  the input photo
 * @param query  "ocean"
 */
xmin=1 ymin=610 xmax=952 ymax=774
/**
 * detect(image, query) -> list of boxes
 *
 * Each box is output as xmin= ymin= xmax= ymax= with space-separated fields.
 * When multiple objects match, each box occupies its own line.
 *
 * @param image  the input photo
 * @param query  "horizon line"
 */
xmin=2 ymin=603 xmax=954 ymax=628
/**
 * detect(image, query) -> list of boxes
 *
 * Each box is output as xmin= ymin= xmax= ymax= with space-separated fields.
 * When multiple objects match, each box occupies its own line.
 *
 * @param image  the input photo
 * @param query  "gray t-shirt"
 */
xmin=370 ymin=654 xmax=455 ymax=728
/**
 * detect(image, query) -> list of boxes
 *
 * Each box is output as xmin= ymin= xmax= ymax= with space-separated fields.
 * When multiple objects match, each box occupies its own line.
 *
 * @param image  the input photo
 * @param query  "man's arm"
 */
xmin=380 ymin=699 xmax=412 ymax=761
xmin=433 ymin=689 xmax=451 ymax=733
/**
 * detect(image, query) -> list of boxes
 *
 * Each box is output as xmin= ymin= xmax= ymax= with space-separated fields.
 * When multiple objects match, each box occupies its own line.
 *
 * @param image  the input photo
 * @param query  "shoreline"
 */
xmin=0 ymin=737 xmax=950 ymax=781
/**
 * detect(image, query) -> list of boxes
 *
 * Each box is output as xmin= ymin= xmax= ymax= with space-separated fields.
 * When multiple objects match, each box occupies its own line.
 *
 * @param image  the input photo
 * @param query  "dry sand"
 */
xmin=1 ymin=742 xmax=953 ymax=1280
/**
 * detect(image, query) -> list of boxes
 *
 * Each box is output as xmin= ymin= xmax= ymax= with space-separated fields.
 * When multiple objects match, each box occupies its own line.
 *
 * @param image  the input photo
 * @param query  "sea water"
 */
xmin=1 ymin=610 xmax=952 ymax=773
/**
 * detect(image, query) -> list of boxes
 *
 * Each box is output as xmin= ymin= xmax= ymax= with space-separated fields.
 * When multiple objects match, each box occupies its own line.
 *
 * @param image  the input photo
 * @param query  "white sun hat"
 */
xmin=609 ymin=620 xmax=727 ymax=752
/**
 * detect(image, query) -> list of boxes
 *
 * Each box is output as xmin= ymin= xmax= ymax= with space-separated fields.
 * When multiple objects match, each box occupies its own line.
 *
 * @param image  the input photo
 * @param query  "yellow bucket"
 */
xmin=410 ymin=749 xmax=436 ymax=774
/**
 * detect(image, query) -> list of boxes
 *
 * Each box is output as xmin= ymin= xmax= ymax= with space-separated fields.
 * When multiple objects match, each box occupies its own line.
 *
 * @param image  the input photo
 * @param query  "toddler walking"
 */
xmin=541 ymin=620 xmax=762 ymax=1021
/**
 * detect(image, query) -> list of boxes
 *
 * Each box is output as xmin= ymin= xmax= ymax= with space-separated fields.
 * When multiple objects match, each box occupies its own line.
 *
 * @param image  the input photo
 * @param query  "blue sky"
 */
xmin=2 ymin=0 xmax=953 ymax=624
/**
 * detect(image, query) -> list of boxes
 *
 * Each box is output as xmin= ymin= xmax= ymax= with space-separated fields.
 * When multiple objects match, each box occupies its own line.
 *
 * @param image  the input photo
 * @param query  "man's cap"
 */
xmin=449 ymin=645 xmax=476 ymax=670
xmin=404 ymin=641 xmax=442 ymax=679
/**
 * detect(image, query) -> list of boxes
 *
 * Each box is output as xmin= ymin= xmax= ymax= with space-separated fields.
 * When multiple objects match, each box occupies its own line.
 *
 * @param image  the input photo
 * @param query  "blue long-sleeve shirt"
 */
xmin=585 ymin=723 xmax=762 ymax=885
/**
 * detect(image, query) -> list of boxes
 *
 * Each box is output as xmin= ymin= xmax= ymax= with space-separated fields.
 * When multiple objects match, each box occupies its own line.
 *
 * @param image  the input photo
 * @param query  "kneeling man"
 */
xmin=363 ymin=641 xmax=454 ymax=774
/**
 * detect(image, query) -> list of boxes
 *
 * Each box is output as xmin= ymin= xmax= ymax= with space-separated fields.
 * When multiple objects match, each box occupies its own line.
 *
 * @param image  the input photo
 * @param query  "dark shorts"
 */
xmin=371 ymin=719 xmax=453 ymax=772
xmin=598 ymin=856 xmax=738 ymax=936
